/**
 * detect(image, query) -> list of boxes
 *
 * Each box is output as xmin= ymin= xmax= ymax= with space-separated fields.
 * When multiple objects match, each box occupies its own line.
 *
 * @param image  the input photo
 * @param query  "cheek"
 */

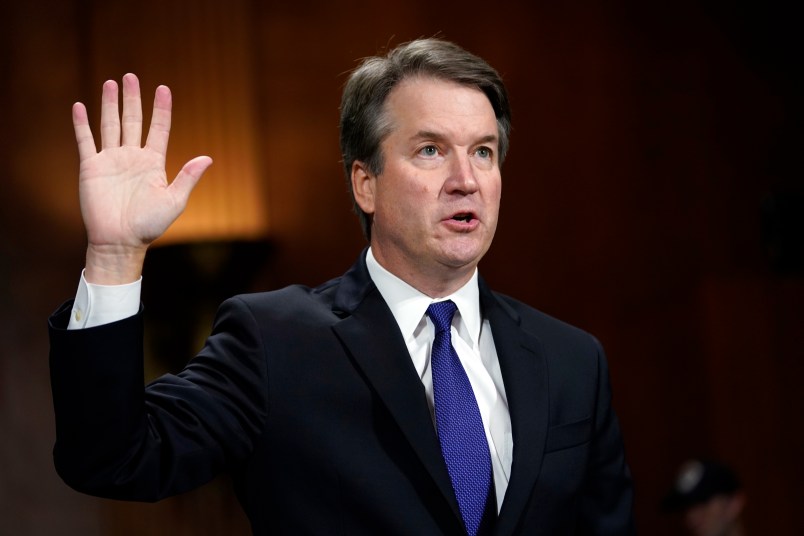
xmin=491 ymin=186 xmax=502 ymax=207
xmin=484 ymin=173 xmax=502 ymax=199
xmin=374 ymin=187 xmax=420 ymax=229
xmin=486 ymin=183 xmax=502 ymax=216
xmin=395 ymin=182 xmax=435 ymax=213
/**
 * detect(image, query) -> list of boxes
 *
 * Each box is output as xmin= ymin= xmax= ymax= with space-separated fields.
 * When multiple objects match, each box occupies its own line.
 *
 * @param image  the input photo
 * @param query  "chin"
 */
xmin=438 ymin=243 xmax=489 ymax=269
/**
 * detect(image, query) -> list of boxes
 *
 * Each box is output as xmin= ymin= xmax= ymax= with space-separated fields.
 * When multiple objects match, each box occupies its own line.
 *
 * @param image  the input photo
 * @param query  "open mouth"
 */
xmin=451 ymin=213 xmax=474 ymax=222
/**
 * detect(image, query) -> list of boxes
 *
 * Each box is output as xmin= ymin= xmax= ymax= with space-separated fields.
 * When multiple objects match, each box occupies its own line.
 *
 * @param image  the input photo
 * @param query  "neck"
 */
xmin=368 ymin=248 xmax=476 ymax=298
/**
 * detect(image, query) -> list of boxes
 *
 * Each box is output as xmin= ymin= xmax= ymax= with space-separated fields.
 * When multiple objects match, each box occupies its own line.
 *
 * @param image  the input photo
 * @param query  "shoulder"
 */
xmin=213 ymin=275 xmax=347 ymax=327
xmin=490 ymin=290 xmax=604 ymax=356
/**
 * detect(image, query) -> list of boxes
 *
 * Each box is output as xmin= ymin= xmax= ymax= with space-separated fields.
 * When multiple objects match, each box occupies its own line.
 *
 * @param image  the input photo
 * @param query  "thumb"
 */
xmin=169 ymin=155 xmax=213 ymax=207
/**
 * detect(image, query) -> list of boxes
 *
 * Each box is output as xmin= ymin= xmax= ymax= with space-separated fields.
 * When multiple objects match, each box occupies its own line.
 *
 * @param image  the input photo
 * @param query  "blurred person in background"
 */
xmin=662 ymin=459 xmax=746 ymax=536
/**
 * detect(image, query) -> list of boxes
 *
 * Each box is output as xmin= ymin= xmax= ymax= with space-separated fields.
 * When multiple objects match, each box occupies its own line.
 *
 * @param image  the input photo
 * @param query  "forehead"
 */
xmin=382 ymin=76 xmax=498 ymax=137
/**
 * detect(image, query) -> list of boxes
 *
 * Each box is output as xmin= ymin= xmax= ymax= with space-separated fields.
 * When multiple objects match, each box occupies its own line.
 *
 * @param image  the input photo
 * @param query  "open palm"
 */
xmin=73 ymin=74 xmax=211 ymax=282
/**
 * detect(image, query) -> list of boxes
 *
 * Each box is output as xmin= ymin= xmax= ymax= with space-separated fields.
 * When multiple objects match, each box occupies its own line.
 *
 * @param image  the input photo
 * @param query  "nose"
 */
xmin=444 ymin=153 xmax=479 ymax=195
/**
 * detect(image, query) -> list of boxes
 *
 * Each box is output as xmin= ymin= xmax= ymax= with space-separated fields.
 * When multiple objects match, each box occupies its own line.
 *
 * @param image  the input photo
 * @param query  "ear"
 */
xmin=351 ymin=160 xmax=376 ymax=215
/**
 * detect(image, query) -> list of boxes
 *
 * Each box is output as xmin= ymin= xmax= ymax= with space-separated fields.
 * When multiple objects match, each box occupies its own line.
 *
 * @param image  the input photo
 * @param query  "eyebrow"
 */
xmin=411 ymin=130 xmax=499 ymax=146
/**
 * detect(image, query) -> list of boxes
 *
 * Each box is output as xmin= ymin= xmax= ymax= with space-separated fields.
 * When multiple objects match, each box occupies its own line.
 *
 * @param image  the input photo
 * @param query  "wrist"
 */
xmin=84 ymin=243 xmax=147 ymax=285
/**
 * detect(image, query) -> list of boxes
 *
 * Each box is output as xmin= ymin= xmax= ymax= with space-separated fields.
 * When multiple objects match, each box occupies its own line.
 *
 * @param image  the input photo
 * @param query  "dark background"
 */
xmin=2 ymin=1 xmax=802 ymax=534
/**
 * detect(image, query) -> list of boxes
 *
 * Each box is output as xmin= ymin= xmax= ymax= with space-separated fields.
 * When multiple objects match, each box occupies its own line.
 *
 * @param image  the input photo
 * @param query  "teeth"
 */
xmin=453 ymin=214 xmax=472 ymax=222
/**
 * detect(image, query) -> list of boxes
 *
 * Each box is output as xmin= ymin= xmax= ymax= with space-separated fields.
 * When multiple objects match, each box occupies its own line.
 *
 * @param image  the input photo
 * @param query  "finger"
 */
xmin=100 ymin=79 xmax=121 ymax=150
xmin=121 ymin=73 xmax=143 ymax=147
xmin=169 ymin=156 xmax=213 ymax=208
xmin=145 ymin=85 xmax=172 ymax=157
xmin=72 ymin=102 xmax=98 ymax=162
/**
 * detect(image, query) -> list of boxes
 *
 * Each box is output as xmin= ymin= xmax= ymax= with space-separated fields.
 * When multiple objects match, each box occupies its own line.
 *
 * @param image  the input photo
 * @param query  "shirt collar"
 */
xmin=365 ymin=247 xmax=482 ymax=349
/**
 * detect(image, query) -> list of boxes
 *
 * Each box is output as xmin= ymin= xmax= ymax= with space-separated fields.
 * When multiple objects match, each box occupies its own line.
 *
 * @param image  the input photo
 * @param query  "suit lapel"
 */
xmin=330 ymin=253 xmax=464 ymax=526
xmin=480 ymin=282 xmax=549 ymax=536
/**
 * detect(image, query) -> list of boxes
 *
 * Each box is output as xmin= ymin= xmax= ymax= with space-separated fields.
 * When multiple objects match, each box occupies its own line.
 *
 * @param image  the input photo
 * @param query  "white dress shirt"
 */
xmin=67 ymin=270 xmax=141 ymax=329
xmin=365 ymin=249 xmax=512 ymax=509
xmin=67 ymin=249 xmax=514 ymax=508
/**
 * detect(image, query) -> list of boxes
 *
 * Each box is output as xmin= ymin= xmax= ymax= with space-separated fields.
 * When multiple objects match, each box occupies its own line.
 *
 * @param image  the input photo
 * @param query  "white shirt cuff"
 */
xmin=67 ymin=270 xmax=142 ymax=329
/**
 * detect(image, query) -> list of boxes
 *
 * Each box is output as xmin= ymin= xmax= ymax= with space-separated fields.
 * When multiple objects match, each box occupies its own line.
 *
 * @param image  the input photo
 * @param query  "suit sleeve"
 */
xmin=48 ymin=296 xmax=269 ymax=501
xmin=578 ymin=338 xmax=636 ymax=535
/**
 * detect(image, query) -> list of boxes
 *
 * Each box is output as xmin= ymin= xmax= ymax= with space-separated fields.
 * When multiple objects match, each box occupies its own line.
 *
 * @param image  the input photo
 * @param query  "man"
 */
xmin=662 ymin=459 xmax=747 ymax=536
xmin=49 ymin=38 xmax=635 ymax=535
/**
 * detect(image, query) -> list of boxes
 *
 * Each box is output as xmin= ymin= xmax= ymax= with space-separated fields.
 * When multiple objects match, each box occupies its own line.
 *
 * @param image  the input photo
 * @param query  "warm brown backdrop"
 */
xmin=2 ymin=1 xmax=802 ymax=534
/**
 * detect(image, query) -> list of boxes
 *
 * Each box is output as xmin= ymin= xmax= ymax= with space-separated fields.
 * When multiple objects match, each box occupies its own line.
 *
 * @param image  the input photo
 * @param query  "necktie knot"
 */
xmin=427 ymin=300 xmax=458 ymax=334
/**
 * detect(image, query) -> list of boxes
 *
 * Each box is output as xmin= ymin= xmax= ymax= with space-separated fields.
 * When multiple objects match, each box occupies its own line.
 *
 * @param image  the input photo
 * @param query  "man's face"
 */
xmin=355 ymin=76 xmax=502 ymax=294
xmin=682 ymin=495 xmax=738 ymax=536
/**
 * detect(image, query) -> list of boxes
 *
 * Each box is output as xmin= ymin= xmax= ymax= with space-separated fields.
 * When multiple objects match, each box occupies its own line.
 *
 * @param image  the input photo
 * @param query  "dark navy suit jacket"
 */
xmin=49 ymin=251 xmax=635 ymax=535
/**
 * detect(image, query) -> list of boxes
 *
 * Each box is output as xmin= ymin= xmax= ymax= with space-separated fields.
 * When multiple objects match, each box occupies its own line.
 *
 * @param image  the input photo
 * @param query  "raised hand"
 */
xmin=72 ymin=73 xmax=212 ymax=284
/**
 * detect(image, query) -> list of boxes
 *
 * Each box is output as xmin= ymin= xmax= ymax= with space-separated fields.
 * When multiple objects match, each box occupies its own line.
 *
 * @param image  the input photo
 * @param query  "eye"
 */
xmin=475 ymin=146 xmax=493 ymax=159
xmin=419 ymin=145 xmax=439 ymax=157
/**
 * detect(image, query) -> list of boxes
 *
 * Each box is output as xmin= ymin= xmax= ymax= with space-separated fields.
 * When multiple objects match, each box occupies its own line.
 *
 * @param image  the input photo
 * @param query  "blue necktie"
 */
xmin=427 ymin=300 xmax=493 ymax=536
